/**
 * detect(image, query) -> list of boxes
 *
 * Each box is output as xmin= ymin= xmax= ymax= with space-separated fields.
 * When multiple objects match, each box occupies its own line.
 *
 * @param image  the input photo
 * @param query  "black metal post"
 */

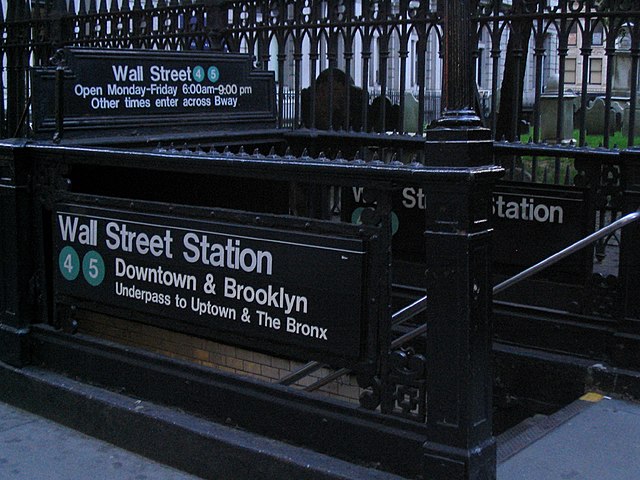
xmin=422 ymin=176 xmax=497 ymax=480
xmin=0 ymin=142 xmax=34 ymax=366
xmin=204 ymin=0 xmax=229 ymax=52
xmin=422 ymin=2 xmax=497 ymax=478
xmin=54 ymin=66 xmax=65 ymax=143
xmin=428 ymin=0 xmax=488 ymax=147
xmin=5 ymin=0 xmax=28 ymax=138
xmin=440 ymin=0 xmax=472 ymax=113
xmin=617 ymin=149 xmax=640 ymax=369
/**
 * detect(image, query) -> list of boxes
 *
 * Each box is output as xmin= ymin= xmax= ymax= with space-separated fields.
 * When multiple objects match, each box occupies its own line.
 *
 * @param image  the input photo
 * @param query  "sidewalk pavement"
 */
xmin=0 ymin=401 xmax=202 ymax=480
xmin=498 ymin=394 xmax=640 ymax=480
xmin=3 ymin=390 xmax=640 ymax=480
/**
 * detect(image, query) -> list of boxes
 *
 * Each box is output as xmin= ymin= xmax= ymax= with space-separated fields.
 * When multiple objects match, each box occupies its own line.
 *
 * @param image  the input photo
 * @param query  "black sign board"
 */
xmin=343 ymin=186 xmax=425 ymax=263
xmin=343 ymin=181 xmax=593 ymax=284
xmin=32 ymin=48 xmax=276 ymax=133
xmin=53 ymin=203 xmax=369 ymax=364
xmin=491 ymin=181 xmax=593 ymax=279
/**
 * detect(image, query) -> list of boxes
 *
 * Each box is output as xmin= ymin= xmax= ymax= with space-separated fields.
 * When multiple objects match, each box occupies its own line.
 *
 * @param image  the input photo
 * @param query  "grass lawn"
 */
xmin=520 ymin=129 xmax=639 ymax=150
xmin=506 ymin=128 xmax=640 ymax=184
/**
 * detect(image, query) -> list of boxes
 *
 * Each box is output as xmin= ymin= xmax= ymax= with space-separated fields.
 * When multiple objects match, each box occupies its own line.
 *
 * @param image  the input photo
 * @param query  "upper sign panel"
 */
xmin=32 ymin=48 xmax=276 ymax=134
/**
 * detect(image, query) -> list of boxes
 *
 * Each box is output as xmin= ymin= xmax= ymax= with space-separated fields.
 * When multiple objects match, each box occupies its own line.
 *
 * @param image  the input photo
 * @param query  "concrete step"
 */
xmin=0 ymin=360 xmax=406 ymax=480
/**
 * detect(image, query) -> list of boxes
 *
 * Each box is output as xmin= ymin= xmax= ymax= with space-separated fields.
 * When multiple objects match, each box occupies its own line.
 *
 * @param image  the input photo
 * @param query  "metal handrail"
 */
xmin=277 ymin=361 xmax=325 ymax=386
xmin=295 ymin=209 xmax=640 ymax=393
xmin=278 ymin=294 xmax=428 ymax=386
xmin=391 ymin=294 xmax=428 ymax=326
xmin=303 ymin=367 xmax=351 ymax=392
xmin=493 ymin=209 xmax=640 ymax=295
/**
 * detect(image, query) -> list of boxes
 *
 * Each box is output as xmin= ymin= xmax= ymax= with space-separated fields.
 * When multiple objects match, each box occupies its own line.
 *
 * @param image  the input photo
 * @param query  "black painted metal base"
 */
xmin=423 ymin=438 xmax=496 ymax=480
xmin=0 ymin=324 xmax=30 ymax=367
xmin=422 ymin=110 xmax=493 ymax=166
xmin=612 ymin=331 xmax=640 ymax=371
xmin=27 ymin=324 xmax=429 ymax=479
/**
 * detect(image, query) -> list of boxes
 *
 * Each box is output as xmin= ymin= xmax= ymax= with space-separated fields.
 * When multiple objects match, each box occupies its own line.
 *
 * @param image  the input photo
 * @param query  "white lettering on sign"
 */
xmin=105 ymin=222 xmax=174 ymax=258
xmin=45 ymin=45 xmax=278 ymax=129
xmin=256 ymin=310 xmax=281 ymax=330
xmin=149 ymin=65 xmax=193 ymax=82
xmin=124 ymin=97 xmax=151 ymax=108
xmin=182 ymin=234 xmax=273 ymax=275
xmin=74 ymin=84 xmax=103 ymax=98
xmin=90 ymin=97 xmax=120 ymax=109
xmin=107 ymin=84 xmax=147 ymax=97
xmin=182 ymin=84 xmax=217 ymax=95
xmin=115 ymin=282 xmax=172 ymax=306
xmin=352 ymin=186 xmax=427 ymax=209
xmin=112 ymin=65 xmax=144 ymax=82
xmin=353 ymin=187 xmax=566 ymax=225
xmin=493 ymin=195 xmax=564 ymax=224
xmin=286 ymin=316 xmax=328 ymax=340
xmin=54 ymin=208 xmax=362 ymax=357
xmin=214 ymin=96 xmax=238 ymax=107
xmin=115 ymin=258 xmax=197 ymax=291
xmin=58 ymin=215 xmax=98 ymax=246
xmin=150 ymin=84 xmax=178 ymax=96
xmin=155 ymin=97 xmax=179 ymax=108
xmin=224 ymin=277 xmax=307 ymax=315
xmin=402 ymin=187 xmax=427 ymax=209
xmin=182 ymin=97 xmax=211 ymax=107
xmin=190 ymin=297 xmax=237 ymax=320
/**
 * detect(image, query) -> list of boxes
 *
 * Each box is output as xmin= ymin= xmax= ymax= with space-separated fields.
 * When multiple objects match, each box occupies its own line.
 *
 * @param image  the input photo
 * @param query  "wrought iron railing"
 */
xmin=2 ymin=1 xmax=639 ymax=144
xmin=474 ymin=0 xmax=640 ymax=148
xmin=288 ymin=205 xmax=640 ymax=395
xmin=494 ymin=208 xmax=640 ymax=294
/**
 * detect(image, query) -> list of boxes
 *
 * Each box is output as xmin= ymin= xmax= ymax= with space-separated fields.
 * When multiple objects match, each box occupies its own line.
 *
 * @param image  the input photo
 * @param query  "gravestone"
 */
xmin=612 ymin=55 xmax=632 ymax=99
xmin=540 ymin=75 xmax=577 ymax=143
xmin=403 ymin=91 xmax=420 ymax=133
xmin=585 ymin=97 xmax=624 ymax=135
xmin=368 ymin=95 xmax=400 ymax=132
xmin=612 ymin=28 xmax=632 ymax=99
xmin=622 ymin=101 xmax=640 ymax=137
xmin=301 ymin=68 xmax=365 ymax=130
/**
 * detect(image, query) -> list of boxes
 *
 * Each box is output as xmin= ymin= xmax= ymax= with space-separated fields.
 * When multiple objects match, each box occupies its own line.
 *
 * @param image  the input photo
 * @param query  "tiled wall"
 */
xmin=77 ymin=311 xmax=362 ymax=404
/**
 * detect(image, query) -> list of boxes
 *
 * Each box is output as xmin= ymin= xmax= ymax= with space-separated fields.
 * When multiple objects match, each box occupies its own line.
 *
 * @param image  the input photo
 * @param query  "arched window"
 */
xmin=592 ymin=21 xmax=604 ymax=46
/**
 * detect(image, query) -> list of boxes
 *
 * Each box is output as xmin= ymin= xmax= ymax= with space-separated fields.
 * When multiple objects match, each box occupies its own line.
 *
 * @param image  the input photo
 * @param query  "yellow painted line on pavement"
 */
xmin=580 ymin=392 xmax=604 ymax=403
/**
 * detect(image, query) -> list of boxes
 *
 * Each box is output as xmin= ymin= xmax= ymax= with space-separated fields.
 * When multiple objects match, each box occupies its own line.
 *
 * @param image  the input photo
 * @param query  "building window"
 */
xmin=411 ymin=39 xmax=418 ymax=86
xmin=374 ymin=37 xmax=381 ymax=85
xmin=568 ymin=22 xmax=578 ymax=46
xmin=589 ymin=58 xmax=603 ymax=84
xmin=565 ymin=57 xmax=577 ymax=84
xmin=592 ymin=21 xmax=604 ymax=46
xmin=476 ymin=48 xmax=483 ymax=88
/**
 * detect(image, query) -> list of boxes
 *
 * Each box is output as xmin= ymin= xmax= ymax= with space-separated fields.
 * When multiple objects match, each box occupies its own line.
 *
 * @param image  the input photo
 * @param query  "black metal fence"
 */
xmin=279 ymin=88 xmax=442 ymax=129
xmin=2 ymin=1 xmax=639 ymax=143
xmin=476 ymin=0 xmax=640 ymax=148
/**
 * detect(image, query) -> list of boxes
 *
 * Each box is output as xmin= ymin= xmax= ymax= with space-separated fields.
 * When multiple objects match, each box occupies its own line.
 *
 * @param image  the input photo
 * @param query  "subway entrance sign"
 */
xmin=492 ymin=181 xmax=593 ymax=280
xmin=53 ymin=202 xmax=373 ymax=365
xmin=31 ymin=48 xmax=276 ymax=133
xmin=344 ymin=181 xmax=593 ymax=283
